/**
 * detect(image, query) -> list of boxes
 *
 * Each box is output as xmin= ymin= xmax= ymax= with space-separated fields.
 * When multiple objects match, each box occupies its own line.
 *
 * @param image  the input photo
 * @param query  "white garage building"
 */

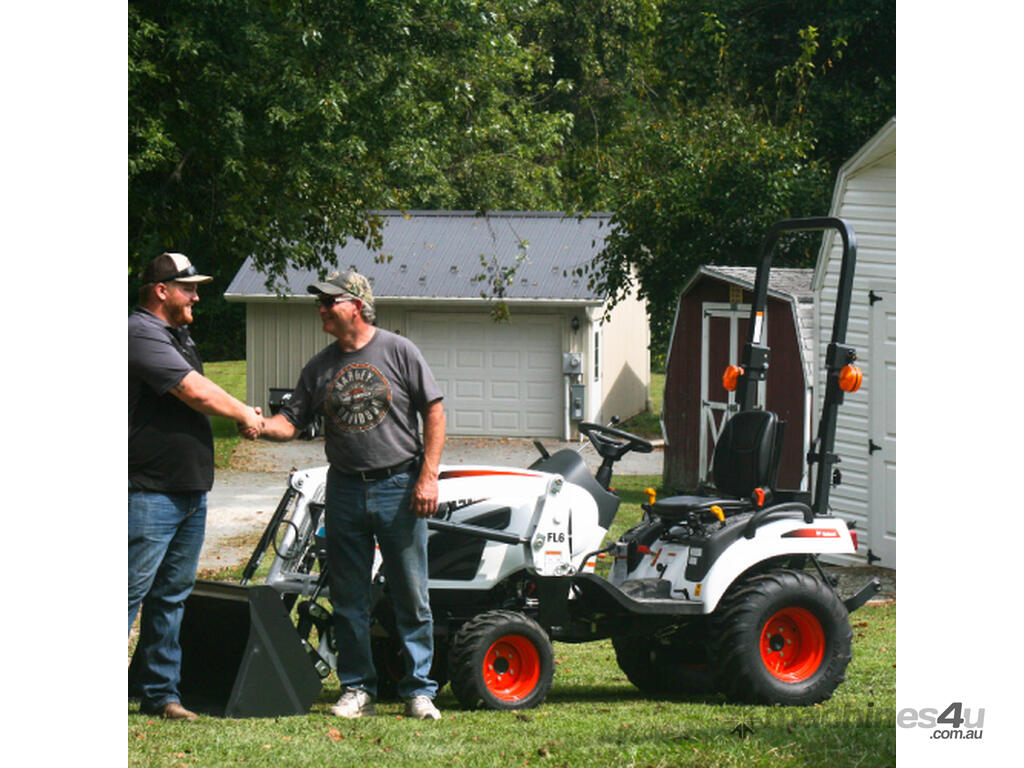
xmin=225 ymin=211 xmax=650 ymax=439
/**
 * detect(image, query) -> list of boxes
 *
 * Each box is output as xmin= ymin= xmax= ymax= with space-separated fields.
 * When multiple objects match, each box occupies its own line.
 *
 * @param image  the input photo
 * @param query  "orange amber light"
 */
xmin=838 ymin=364 xmax=863 ymax=393
xmin=722 ymin=365 xmax=743 ymax=392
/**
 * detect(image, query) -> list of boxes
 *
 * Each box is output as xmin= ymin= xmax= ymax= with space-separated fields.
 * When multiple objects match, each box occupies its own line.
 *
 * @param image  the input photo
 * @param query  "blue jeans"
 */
xmin=325 ymin=466 xmax=436 ymax=700
xmin=128 ymin=489 xmax=206 ymax=712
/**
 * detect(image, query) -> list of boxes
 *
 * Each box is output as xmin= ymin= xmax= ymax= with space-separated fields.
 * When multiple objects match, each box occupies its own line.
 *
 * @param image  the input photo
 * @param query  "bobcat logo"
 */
xmin=327 ymin=363 xmax=391 ymax=431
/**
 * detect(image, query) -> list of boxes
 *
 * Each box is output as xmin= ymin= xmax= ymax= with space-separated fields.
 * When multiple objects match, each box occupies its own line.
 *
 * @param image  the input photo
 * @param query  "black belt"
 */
xmin=342 ymin=456 xmax=420 ymax=482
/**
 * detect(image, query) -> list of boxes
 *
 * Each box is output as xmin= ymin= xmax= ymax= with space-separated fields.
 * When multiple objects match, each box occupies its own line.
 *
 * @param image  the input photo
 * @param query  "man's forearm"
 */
xmin=172 ymin=370 xmax=256 ymax=427
xmin=420 ymin=400 xmax=446 ymax=478
xmin=259 ymin=413 xmax=299 ymax=442
xmin=409 ymin=401 xmax=445 ymax=518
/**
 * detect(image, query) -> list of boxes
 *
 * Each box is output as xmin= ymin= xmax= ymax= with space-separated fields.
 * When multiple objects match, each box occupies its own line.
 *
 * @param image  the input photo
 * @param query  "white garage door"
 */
xmin=408 ymin=312 xmax=563 ymax=437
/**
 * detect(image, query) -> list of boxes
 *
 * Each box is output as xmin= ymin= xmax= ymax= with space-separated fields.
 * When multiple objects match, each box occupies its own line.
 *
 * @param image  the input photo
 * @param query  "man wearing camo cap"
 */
xmin=255 ymin=270 xmax=446 ymax=720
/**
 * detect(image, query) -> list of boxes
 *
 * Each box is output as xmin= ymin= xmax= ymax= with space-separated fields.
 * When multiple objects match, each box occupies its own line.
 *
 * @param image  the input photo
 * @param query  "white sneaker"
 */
xmin=330 ymin=688 xmax=376 ymax=718
xmin=404 ymin=695 xmax=441 ymax=720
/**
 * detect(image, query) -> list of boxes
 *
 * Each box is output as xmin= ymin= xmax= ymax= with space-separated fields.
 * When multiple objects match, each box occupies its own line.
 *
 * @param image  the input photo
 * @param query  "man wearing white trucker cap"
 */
xmin=128 ymin=252 xmax=263 ymax=721
xmin=254 ymin=270 xmax=446 ymax=721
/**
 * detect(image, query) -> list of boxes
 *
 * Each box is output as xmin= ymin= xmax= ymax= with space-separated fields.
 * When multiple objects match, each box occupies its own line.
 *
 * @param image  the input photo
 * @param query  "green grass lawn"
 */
xmin=129 ymin=609 xmax=894 ymax=768
xmin=129 ymin=472 xmax=895 ymax=767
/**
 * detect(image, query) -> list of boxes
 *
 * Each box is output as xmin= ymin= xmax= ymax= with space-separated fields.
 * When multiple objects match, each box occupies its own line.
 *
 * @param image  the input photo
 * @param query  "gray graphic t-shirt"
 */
xmin=280 ymin=329 xmax=443 ymax=473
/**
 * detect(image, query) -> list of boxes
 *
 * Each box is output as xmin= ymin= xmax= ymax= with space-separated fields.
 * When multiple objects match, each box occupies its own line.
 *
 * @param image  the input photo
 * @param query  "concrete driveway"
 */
xmin=200 ymin=434 xmax=664 ymax=571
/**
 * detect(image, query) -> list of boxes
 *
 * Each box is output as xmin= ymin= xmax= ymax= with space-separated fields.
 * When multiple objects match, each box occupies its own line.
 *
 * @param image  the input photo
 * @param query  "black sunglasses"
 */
xmin=317 ymin=294 xmax=356 ymax=308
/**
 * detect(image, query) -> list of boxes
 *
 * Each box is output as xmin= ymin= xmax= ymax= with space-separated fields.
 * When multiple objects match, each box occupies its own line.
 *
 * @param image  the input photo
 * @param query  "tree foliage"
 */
xmin=130 ymin=0 xmax=576 ymax=356
xmin=512 ymin=0 xmax=664 ymax=210
xmin=576 ymin=0 xmax=894 ymax=356
xmin=591 ymin=103 xmax=828 ymax=354
xmin=128 ymin=0 xmax=894 ymax=361
xmin=651 ymin=0 xmax=896 ymax=171
xmin=130 ymin=0 xmax=576 ymax=273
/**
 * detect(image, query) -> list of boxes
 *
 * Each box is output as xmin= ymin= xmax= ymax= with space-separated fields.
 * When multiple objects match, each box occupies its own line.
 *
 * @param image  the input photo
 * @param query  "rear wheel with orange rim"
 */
xmin=710 ymin=569 xmax=852 ymax=705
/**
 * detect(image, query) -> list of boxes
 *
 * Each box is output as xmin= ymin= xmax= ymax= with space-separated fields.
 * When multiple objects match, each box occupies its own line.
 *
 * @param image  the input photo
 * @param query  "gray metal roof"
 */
xmin=698 ymin=266 xmax=814 ymax=301
xmin=225 ymin=210 xmax=613 ymax=303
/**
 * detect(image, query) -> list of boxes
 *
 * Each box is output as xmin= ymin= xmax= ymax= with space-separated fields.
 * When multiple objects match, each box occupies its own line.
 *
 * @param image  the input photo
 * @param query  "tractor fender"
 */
xmin=433 ymin=465 xmax=602 ymax=578
xmin=698 ymin=517 xmax=856 ymax=614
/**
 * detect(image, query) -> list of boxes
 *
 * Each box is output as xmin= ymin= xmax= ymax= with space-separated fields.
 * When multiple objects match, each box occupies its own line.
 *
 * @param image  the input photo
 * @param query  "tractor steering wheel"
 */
xmin=578 ymin=421 xmax=654 ymax=461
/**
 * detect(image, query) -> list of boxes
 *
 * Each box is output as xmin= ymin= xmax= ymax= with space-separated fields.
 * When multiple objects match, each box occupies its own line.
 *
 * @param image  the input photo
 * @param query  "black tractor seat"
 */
xmin=652 ymin=409 xmax=785 ymax=523
xmin=650 ymin=495 xmax=751 ymax=522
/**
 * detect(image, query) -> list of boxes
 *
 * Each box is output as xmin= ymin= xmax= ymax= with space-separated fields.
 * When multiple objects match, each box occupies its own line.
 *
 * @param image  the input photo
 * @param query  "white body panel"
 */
xmin=611 ymin=517 xmax=856 ymax=613
xmin=265 ymin=466 xmax=855 ymax=618
xmin=428 ymin=466 xmax=604 ymax=585
xmin=264 ymin=464 xmax=606 ymax=597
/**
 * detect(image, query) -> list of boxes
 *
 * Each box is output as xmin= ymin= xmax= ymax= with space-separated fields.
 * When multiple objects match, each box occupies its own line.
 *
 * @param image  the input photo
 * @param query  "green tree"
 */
xmin=513 ymin=0 xmax=664 ymax=211
xmin=129 ymin=0 xmax=573 ymax=356
xmin=582 ymin=0 xmax=892 ymax=358
xmin=591 ymin=103 xmax=828 ymax=359
xmin=129 ymin=1 xmax=894 ymax=360
xmin=653 ymin=0 xmax=895 ymax=170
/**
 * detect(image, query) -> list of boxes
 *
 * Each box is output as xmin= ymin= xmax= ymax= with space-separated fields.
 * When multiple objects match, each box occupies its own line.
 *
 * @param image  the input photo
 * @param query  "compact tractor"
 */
xmin=181 ymin=217 xmax=879 ymax=716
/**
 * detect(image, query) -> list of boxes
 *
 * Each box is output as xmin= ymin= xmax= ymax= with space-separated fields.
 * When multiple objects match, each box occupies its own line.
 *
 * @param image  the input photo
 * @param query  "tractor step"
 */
xmin=842 ymin=576 xmax=882 ymax=613
xmin=619 ymin=578 xmax=672 ymax=600
xmin=572 ymin=572 xmax=702 ymax=616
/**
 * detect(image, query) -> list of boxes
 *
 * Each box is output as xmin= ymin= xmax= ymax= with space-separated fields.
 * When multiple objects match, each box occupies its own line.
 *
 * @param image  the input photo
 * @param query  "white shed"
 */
xmin=813 ymin=117 xmax=896 ymax=567
xmin=224 ymin=211 xmax=650 ymax=440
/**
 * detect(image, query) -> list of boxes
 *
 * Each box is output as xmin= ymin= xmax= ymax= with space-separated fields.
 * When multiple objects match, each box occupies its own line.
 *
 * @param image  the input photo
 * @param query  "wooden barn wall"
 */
xmin=662 ymin=288 xmax=703 ymax=491
xmin=663 ymin=278 xmax=806 ymax=491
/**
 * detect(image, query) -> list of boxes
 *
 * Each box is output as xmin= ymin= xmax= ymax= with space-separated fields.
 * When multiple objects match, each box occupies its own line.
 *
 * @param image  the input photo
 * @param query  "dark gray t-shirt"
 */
xmin=128 ymin=308 xmax=214 ymax=492
xmin=280 ymin=329 xmax=443 ymax=473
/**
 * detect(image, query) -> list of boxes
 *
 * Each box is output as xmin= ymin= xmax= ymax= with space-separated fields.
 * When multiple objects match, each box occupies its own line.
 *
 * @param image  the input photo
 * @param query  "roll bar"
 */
xmin=734 ymin=217 xmax=858 ymax=517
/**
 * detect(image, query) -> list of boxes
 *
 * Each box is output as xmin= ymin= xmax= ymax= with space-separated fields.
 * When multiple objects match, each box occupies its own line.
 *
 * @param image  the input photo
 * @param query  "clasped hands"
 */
xmin=237 ymin=405 xmax=265 ymax=440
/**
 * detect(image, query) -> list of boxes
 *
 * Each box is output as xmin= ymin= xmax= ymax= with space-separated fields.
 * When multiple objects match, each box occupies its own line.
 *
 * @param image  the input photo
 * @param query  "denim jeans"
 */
xmin=325 ymin=466 xmax=436 ymax=700
xmin=127 ymin=489 xmax=206 ymax=712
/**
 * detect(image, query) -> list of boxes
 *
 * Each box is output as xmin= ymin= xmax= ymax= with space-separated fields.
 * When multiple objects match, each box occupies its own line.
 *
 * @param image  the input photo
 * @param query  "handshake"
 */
xmin=229 ymin=399 xmax=296 ymax=443
xmin=237 ymin=405 xmax=266 ymax=441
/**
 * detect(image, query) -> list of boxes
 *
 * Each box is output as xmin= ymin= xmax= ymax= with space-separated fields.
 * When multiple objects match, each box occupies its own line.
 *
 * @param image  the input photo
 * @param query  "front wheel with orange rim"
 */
xmin=710 ymin=569 xmax=852 ymax=705
xmin=448 ymin=610 xmax=554 ymax=710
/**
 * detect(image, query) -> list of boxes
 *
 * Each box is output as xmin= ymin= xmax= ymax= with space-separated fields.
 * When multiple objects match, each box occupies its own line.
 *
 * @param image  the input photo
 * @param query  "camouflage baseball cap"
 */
xmin=307 ymin=270 xmax=374 ymax=305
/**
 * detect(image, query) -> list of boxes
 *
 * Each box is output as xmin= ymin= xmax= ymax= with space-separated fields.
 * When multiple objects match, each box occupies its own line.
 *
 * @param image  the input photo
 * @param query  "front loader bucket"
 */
xmin=178 ymin=581 xmax=322 ymax=718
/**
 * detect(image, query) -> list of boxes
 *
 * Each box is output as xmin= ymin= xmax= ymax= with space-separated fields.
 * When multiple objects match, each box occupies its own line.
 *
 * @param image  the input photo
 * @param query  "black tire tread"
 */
xmin=710 ymin=568 xmax=852 ymax=705
xmin=448 ymin=609 xmax=554 ymax=710
xmin=612 ymin=626 xmax=715 ymax=697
